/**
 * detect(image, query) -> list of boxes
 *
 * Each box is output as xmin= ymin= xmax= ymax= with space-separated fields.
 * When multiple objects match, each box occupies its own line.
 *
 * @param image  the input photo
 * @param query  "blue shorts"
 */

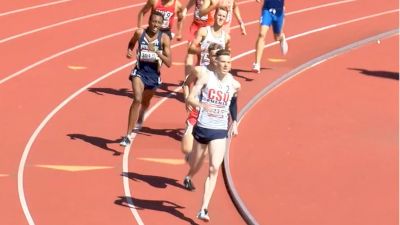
xmin=260 ymin=8 xmax=285 ymax=34
xmin=129 ymin=67 xmax=161 ymax=90
xmin=192 ymin=125 xmax=228 ymax=144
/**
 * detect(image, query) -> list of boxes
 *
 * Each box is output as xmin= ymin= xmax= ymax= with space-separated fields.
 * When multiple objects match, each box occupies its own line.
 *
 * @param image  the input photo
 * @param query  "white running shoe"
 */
xmin=197 ymin=209 xmax=210 ymax=222
xmin=280 ymin=34 xmax=288 ymax=55
xmin=119 ymin=136 xmax=131 ymax=147
xmin=252 ymin=63 xmax=260 ymax=73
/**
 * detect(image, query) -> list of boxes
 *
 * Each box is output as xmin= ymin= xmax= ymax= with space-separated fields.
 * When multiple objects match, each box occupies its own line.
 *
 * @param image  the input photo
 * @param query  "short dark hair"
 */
xmin=150 ymin=11 xmax=164 ymax=22
xmin=216 ymin=49 xmax=231 ymax=58
xmin=208 ymin=43 xmax=224 ymax=52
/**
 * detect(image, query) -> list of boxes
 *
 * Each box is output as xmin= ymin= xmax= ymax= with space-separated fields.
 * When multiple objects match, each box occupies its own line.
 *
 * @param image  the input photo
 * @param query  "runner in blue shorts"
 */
xmin=252 ymin=0 xmax=288 ymax=73
xmin=120 ymin=11 xmax=172 ymax=147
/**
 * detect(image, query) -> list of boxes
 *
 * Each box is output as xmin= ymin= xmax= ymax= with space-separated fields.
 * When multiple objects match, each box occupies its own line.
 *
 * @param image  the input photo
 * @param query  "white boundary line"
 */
xmin=0 ymin=0 xmax=355 ymax=85
xmin=0 ymin=0 xmax=254 ymax=44
xmin=0 ymin=0 xmax=72 ymax=17
xmin=0 ymin=2 xmax=146 ymax=43
xmin=17 ymin=8 xmax=398 ymax=225
xmin=224 ymin=29 xmax=399 ymax=225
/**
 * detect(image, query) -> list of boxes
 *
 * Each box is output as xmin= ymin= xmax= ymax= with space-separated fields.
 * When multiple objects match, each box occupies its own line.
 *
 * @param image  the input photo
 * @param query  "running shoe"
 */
xmin=280 ymin=34 xmax=288 ymax=55
xmin=119 ymin=136 xmax=131 ymax=147
xmin=197 ymin=209 xmax=210 ymax=222
xmin=183 ymin=176 xmax=196 ymax=191
xmin=252 ymin=63 xmax=260 ymax=73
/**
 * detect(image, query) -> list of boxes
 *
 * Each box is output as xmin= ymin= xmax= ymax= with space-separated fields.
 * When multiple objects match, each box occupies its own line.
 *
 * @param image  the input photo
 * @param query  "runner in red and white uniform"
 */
xmin=181 ymin=43 xmax=223 ymax=156
xmin=137 ymin=0 xmax=185 ymax=40
xmin=183 ymin=49 xmax=240 ymax=222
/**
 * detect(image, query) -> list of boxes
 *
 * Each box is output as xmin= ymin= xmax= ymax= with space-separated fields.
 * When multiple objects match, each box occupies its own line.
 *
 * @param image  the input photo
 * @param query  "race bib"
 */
xmin=140 ymin=50 xmax=158 ymax=62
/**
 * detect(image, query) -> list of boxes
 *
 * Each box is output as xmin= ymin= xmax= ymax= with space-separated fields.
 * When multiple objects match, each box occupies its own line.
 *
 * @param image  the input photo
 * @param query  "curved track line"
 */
xmin=17 ymin=9 xmax=398 ymax=225
xmin=0 ymin=2 xmax=146 ymax=43
xmin=223 ymin=29 xmax=399 ymax=225
xmin=17 ymin=41 xmax=188 ymax=225
xmin=0 ymin=0 xmax=71 ymax=17
xmin=0 ymin=28 xmax=134 ymax=85
xmin=0 ymin=0 xmax=355 ymax=85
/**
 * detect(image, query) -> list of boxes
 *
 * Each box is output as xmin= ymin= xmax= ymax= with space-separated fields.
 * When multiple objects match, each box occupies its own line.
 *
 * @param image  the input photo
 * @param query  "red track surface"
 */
xmin=0 ymin=0 xmax=398 ymax=224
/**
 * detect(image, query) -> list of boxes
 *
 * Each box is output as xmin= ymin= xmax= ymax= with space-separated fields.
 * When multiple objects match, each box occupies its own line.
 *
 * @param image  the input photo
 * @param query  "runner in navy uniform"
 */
xmin=120 ymin=11 xmax=172 ymax=147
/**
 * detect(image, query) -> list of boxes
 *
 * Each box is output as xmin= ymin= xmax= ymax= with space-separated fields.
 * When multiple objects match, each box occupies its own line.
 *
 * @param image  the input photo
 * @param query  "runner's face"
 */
xmin=215 ymin=10 xmax=227 ymax=26
xmin=209 ymin=49 xmax=219 ymax=66
xmin=149 ymin=15 xmax=163 ymax=33
xmin=216 ymin=55 xmax=231 ymax=74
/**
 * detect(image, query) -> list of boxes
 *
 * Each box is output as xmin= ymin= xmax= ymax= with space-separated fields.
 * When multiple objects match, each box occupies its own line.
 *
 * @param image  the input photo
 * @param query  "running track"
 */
xmin=0 ymin=0 xmax=398 ymax=224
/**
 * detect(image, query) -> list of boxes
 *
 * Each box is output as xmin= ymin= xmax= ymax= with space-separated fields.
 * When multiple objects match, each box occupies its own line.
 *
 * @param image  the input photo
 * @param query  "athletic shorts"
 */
xmin=260 ymin=8 xmax=285 ymax=34
xmin=189 ymin=21 xmax=207 ymax=41
xmin=187 ymin=109 xmax=199 ymax=126
xmin=192 ymin=125 xmax=227 ymax=144
xmin=129 ymin=67 xmax=161 ymax=90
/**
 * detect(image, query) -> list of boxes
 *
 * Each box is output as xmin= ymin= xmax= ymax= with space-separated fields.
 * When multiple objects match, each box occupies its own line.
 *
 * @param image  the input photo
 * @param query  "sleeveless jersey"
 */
xmin=199 ymin=26 xmax=226 ymax=66
xmin=196 ymin=70 xmax=236 ymax=130
xmin=154 ymin=0 xmax=176 ymax=29
xmin=136 ymin=30 xmax=163 ymax=74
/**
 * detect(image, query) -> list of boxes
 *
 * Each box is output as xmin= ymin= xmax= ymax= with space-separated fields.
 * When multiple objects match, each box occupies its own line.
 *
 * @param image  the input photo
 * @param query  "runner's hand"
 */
xmin=127 ymin=49 xmax=133 ymax=58
xmin=229 ymin=121 xmax=239 ymax=137
xmin=240 ymin=22 xmax=247 ymax=35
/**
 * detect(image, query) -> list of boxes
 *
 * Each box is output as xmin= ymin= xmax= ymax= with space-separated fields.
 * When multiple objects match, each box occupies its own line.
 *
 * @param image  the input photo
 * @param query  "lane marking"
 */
xmin=223 ymin=30 xmax=399 ymax=225
xmin=0 ymin=0 xmax=357 ymax=85
xmin=0 ymin=0 xmax=72 ymax=17
xmin=16 ymin=7 xmax=398 ymax=225
xmin=0 ymin=174 xmax=10 ymax=177
xmin=0 ymin=0 xmax=253 ymax=44
xmin=172 ymin=62 xmax=185 ymax=66
xmin=67 ymin=65 xmax=87 ymax=70
xmin=35 ymin=164 xmax=113 ymax=172
xmin=0 ymin=2 xmax=146 ymax=43
xmin=268 ymin=58 xmax=287 ymax=62
xmin=136 ymin=157 xmax=186 ymax=165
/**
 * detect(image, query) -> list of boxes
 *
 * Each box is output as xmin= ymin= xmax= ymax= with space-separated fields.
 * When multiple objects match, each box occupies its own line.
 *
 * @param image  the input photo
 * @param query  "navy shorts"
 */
xmin=260 ymin=8 xmax=285 ymax=34
xmin=129 ymin=68 xmax=161 ymax=90
xmin=192 ymin=125 xmax=228 ymax=145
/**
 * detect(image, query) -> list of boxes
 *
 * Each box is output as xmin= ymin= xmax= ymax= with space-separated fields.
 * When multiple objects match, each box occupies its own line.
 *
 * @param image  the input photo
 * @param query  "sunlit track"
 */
xmin=16 ymin=9 xmax=398 ymax=223
xmin=0 ymin=0 xmax=356 ymax=85
xmin=0 ymin=2 xmax=146 ymax=43
xmin=4 ymin=0 xmax=395 ymax=224
xmin=0 ymin=0 xmax=72 ymax=16
xmin=0 ymin=0 xmax=253 ymax=44
xmin=224 ymin=29 xmax=399 ymax=225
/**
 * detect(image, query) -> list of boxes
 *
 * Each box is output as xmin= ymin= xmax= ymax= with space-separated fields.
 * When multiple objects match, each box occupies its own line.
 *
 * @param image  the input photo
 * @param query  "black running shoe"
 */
xmin=183 ymin=176 xmax=195 ymax=191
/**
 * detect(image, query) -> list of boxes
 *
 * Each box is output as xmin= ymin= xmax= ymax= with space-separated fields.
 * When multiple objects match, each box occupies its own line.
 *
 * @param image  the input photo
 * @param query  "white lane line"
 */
xmin=225 ymin=29 xmax=399 ymax=225
xmin=0 ymin=2 xmax=146 ymax=43
xmin=17 ymin=41 xmax=188 ymax=225
xmin=0 ymin=0 xmax=254 ymax=44
xmin=0 ymin=0 xmax=355 ymax=85
xmin=17 ymin=8 xmax=397 ymax=225
xmin=0 ymin=0 xmax=72 ymax=17
xmin=0 ymin=28 xmax=134 ymax=85
xmin=121 ymin=9 xmax=398 ymax=224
